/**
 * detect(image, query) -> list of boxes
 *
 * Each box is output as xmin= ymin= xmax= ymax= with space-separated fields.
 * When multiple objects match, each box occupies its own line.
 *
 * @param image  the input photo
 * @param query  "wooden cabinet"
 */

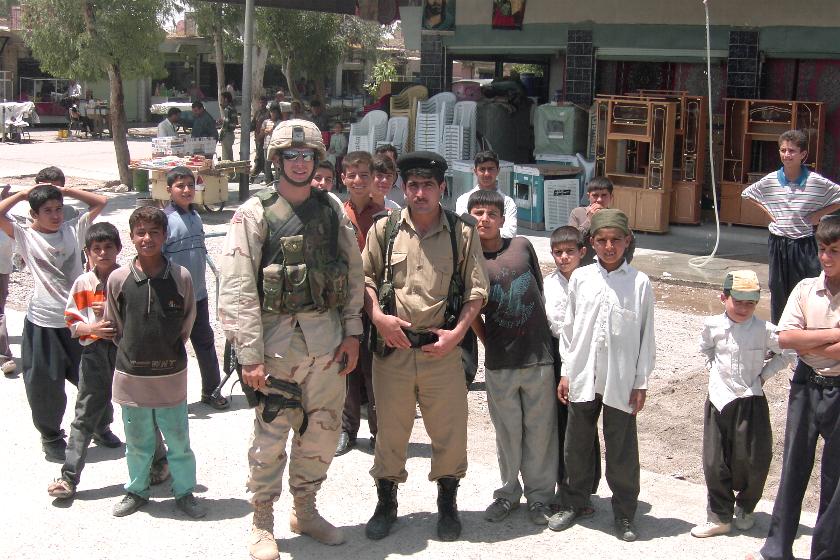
xmin=720 ymin=98 xmax=825 ymax=226
xmin=594 ymin=96 xmax=676 ymax=232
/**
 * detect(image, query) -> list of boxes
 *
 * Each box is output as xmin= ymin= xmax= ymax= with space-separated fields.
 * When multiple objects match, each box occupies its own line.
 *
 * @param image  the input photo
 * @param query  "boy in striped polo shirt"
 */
xmin=742 ymin=129 xmax=840 ymax=323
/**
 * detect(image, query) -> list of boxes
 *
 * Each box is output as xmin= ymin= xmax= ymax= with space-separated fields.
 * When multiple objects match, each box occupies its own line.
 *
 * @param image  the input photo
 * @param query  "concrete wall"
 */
xmin=455 ymin=0 xmax=840 ymax=28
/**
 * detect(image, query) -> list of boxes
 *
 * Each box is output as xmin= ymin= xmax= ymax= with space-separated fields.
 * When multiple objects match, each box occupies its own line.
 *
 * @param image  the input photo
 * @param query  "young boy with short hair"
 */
xmin=374 ymin=144 xmax=404 ymax=206
xmin=162 ymin=166 xmax=228 ymax=410
xmin=742 ymin=129 xmax=840 ymax=323
xmin=105 ymin=206 xmax=205 ymax=519
xmin=0 ymin=182 xmax=110 ymax=462
xmin=747 ymin=215 xmax=840 ymax=560
xmin=569 ymin=177 xmax=634 ymax=266
xmin=543 ymin=226 xmax=601 ymax=513
xmin=468 ymin=189 xmax=558 ymax=526
xmin=549 ymin=209 xmax=655 ymax=542
xmin=311 ymin=161 xmax=336 ymax=192
xmin=47 ymin=222 xmax=124 ymax=499
xmin=455 ymin=150 xmax=517 ymax=238
xmin=691 ymin=270 xmax=792 ymax=539
xmin=372 ymin=154 xmax=401 ymax=210
xmin=335 ymin=151 xmax=383 ymax=456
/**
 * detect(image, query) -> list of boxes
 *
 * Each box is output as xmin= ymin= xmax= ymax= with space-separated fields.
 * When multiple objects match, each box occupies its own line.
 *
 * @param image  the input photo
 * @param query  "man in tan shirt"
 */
xmin=362 ymin=151 xmax=488 ymax=543
xmin=218 ymin=120 xmax=364 ymax=560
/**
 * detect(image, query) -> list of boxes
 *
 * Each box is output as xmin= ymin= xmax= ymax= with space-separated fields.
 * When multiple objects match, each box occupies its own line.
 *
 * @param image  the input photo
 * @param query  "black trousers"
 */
xmin=191 ymin=298 xmax=221 ymax=396
xmin=552 ymin=340 xmax=600 ymax=505
xmin=22 ymin=319 xmax=112 ymax=443
xmin=768 ymin=234 xmax=821 ymax=324
xmin=761 ymin=361 xmax=840 ymax=560
xmin=702 ymin=396 xmax=772 ymax=523
xmin=62 ymin=340 xmax=117 ymax=485
xmin=565 ymin=395 xmax=639 ymax=520
xmin=342 ymin=319 xmax=377 ymax=437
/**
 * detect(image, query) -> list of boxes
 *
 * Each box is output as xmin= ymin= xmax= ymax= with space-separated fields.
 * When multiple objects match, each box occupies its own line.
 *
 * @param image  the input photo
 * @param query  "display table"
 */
xmin=132 ymin=156 xmax=249 ymax=212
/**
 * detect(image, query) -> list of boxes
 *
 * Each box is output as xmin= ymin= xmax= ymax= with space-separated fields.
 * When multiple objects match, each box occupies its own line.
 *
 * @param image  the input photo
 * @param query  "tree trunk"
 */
xmin=81 ymin=0 xmax=130 ymax=187
xmin=314 ymin=76 xmax=325 ymax=104
xmin=283 ymin=58 xmax=300 ymax=101
xmin=250 ymin=44 xmax=268 ymax=120
xmin=213 ymin=6 xmax=226 ymax=111
xmin=108 ymin=64 xmax=132 ymax=188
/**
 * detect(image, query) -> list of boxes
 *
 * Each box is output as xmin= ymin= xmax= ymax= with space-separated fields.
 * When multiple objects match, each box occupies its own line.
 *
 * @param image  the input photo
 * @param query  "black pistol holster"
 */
xmin=258 ymin=377 xmax=309 ymax=435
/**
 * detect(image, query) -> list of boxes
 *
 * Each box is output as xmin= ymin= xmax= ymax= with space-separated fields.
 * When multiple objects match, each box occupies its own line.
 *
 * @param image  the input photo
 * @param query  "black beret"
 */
xmin=397 ymin=151 xmax=448 ymax=177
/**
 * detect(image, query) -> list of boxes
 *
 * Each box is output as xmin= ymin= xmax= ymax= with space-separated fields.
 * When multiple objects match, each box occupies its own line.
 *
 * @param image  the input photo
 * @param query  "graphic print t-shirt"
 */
xmin=482 ymin=237 xmax=554 ymax=370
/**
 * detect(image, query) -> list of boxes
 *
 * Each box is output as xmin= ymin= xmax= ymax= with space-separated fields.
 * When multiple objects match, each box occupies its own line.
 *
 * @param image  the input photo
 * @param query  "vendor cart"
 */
xmin=132 ymin=156 xmax=249 ymax=212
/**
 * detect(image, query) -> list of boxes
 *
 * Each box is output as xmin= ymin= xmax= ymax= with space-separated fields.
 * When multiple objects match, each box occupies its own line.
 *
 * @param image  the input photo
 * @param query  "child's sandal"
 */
xmin=47 ymin=478 xmax=76 ymax=499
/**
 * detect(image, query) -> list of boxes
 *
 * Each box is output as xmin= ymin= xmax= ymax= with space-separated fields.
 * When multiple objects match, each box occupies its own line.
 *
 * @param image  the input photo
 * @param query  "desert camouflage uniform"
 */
xmin=218 ymin=189 xmax=364 ymax=503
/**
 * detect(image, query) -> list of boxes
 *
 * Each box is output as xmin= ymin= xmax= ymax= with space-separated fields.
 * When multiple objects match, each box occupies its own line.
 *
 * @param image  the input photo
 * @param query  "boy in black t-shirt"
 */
xmin=468 ymin=189 xmax=558 ymax=527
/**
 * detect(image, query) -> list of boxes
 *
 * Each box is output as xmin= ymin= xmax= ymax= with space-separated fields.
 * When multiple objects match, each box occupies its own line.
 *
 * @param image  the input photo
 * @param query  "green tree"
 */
xmin=365 ymin=58 xmax=397 ymax=97
xmin=186 ymin=1 xmax=243 ymax=107
xmin=23 ymin=0 xmax=176 ymax=188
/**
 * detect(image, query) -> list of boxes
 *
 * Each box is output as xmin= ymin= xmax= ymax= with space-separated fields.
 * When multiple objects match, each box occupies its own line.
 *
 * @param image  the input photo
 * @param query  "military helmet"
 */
xmin=267 ymin=119 xmax=326 ymax=162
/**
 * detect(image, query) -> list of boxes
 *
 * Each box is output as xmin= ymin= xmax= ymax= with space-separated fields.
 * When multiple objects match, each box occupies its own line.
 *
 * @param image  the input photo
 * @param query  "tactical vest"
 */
xmin=257 ymin=188 xmax=349 ymax=314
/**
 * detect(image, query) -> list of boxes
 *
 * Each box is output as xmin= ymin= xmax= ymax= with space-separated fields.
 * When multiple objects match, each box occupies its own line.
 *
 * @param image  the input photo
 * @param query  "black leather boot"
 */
xmin=436 ymin=477 xmax=462 ymax=541
xmin=365 ymin=479 xmax=398 ymax=540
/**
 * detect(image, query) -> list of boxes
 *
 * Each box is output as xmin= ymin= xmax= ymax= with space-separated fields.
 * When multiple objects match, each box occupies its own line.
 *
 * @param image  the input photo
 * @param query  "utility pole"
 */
xmin=238 ymin=0 xmax=255 ymax=201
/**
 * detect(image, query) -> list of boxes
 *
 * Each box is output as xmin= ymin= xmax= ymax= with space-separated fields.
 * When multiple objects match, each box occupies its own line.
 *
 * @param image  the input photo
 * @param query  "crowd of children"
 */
xmin=3 ymin=126 xmax=839 ymax=559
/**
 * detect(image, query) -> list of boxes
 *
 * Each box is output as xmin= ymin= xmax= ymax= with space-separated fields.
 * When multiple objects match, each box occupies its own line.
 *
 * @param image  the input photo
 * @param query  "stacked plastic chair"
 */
xmin=376 ymin=116 xmax=409 ymax=155
xmin=389 ymin=85 xmax=428 ymax=152
xmin=348 ymin=109 xmax=388 ymax=153
xmin=442 ymin=101 xmax=478 ymax=163
xmin=414 ymin=92 xmax=457 ymax=154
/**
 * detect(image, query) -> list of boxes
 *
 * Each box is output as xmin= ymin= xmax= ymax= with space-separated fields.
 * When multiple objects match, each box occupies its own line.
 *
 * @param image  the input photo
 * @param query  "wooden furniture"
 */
xmin=638 ymin=90 xmax=708 ymax=224
xmin=720 ymin=98 xmax=825 ymax=227
xmin=594 ymin=96 xmax=677 ymax=232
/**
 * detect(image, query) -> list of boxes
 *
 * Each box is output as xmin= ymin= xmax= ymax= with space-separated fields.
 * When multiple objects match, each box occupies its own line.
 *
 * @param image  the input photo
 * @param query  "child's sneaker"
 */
xmin=113 ymin=493 xmax=148 ymax=517
xmin=484 ymin=497 xmax=518 ymax=522
xmin=734 ymin=505 xmax=756 ymax=531
xmin=527 ymin=502 xmax=552 ymax=526
xmin=691 ymin=521 xmax=731 ymax=538
xmin=47 ymin=478 xmax=76 ymax=499
xmin=176 ymin=493 xmax=207 ymax=519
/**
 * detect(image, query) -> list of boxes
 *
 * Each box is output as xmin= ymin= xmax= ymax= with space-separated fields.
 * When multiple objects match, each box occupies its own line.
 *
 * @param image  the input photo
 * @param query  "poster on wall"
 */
xmin=492 ymin=0 xmax=526 ymax=30
xmin=422 ymin=0 xmax=455 ymax=31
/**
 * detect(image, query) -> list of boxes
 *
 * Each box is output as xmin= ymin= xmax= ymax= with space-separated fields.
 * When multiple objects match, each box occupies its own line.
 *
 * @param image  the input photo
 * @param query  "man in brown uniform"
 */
xmin=362 ymin=151 xmax=488 ymax=542
xmin=218 ymin=120 xmax=364 ymax=560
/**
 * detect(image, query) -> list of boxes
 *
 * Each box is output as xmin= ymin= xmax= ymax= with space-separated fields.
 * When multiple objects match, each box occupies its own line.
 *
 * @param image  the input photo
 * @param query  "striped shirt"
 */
xmin=742 ymin=166 xmax=840 ymax=238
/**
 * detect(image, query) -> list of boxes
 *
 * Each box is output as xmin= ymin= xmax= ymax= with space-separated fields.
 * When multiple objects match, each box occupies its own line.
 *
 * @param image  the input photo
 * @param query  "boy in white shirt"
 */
xmin=549 ymin=209 xmax=655 ymax=542
xmin=543 ymin=226 xmax=601 ymax=513
xmin=691 ymin=270 xmax=792 ymax=538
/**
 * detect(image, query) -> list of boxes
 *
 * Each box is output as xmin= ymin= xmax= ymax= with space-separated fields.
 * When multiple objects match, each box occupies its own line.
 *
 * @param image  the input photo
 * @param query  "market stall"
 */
xmin=131 ymin=138 xmax=248 ymax=212
xmin=1 ymin=101 xmax=38 ymax=141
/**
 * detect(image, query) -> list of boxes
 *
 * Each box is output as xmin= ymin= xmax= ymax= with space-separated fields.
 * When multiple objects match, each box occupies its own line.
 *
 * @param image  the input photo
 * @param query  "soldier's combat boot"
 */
xmin=365 ymin=479 xmax=398 ymax=540
xmin=436 ymin=477 xmax=462 ymax=541
xmin=248 ymin=500 xmax=279 ymax=560
xmin=290 ymin=493 xmax=345 ymax=545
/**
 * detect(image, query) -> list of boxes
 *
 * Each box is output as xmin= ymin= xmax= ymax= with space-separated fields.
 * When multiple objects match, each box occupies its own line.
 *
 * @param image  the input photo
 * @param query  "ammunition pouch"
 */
xmin=257 ymin=188 xmax=348 ymax=315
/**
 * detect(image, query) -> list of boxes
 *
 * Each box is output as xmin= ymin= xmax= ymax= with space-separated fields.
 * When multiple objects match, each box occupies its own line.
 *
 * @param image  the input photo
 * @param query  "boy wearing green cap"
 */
xmin=691 ymin=270 xmax=793 ymax=539
xmin=548 ymin=209 xmax=655 ymax=542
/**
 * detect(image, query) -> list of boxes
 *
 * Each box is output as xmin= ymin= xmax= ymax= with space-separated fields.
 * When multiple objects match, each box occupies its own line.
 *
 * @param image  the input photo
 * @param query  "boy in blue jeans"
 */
xmin=162 ymin=166 xmax=228 ymax=409
xmin=105 ymin=206 xmax=205 ymax=518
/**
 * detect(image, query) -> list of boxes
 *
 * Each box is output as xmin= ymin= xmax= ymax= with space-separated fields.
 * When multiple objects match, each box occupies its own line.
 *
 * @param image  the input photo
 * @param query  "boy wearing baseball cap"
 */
xmin=692 ymin=270 xmax=793 ymax=538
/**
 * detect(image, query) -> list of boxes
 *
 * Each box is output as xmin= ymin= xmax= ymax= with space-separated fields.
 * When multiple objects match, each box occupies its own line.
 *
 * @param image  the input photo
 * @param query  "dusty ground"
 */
xmin=2 ymin=191 xmax=820 ymax=515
